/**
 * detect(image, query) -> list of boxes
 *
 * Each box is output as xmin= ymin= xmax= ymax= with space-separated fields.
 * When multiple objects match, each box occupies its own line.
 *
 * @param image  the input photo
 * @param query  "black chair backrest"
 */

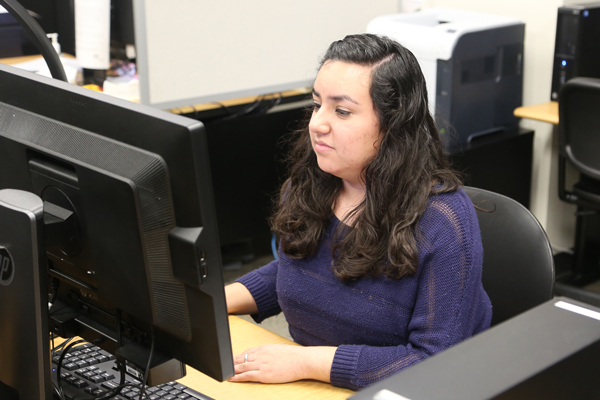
xmin=559 ymin=77 xmax=600 ymax=181
xmin=463 ymin=187 xmax=555 ymax=326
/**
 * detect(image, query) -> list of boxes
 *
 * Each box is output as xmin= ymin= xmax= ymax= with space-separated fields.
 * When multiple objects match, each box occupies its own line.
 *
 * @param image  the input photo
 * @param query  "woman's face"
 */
xmin=309 ymin=60 xmax=381 ymax=185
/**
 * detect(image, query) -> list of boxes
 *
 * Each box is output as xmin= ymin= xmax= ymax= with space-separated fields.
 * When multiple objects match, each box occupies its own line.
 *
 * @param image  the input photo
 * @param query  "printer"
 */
xmin=367 ymin=8 xmax=525 ymax=146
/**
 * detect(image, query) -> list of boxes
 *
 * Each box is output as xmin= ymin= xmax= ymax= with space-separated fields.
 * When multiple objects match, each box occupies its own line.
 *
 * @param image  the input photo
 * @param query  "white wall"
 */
xmin=419 ymin=0 xmax=582 ymax=251
xmin=134 ymin=0 xmax=400 ymax=110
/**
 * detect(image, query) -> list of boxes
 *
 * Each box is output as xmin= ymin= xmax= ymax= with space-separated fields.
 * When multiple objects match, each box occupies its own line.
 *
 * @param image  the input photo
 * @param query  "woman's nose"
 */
xmin=309 ymin=109 xmax=331 ymax=135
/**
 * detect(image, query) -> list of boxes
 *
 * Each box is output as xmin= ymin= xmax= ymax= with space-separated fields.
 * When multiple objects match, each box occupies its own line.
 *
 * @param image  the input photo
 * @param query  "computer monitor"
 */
xmin=0 ymin=62 xmax=234 ymax=398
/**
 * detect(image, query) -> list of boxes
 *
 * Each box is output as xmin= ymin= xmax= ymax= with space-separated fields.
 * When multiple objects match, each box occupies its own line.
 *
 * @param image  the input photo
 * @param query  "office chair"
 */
xmin=554 ymin=77 xmax=600 ymax=306
xmin=463 ymin=186 xmax=555 ymax=326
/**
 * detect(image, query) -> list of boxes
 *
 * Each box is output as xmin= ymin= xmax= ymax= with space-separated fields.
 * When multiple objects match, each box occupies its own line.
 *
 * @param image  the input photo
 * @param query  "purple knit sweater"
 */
xmin=237 ymin=189 xmax=492 ymax=390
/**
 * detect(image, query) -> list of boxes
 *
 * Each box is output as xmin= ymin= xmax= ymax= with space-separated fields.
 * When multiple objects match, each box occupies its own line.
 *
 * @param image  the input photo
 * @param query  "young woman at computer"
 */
xmin=225 ymin=33 xmax=492 ymax=391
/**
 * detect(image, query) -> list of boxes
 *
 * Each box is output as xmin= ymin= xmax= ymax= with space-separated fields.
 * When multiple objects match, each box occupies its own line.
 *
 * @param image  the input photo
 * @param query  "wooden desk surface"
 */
xmin=513 ymin=101 xmax=559 ymax=125
xmin=179 ymin=316 xmax=354 ymax=399
xmin=55 ymin=316 xmax=353 ymax=399
xmin=168 ymin=88 xmax=312 ymax=115
xmin=0 ymin=55 xmax=44 ymax=65
xmin=1 ymin=54 xmax=76 ymax=65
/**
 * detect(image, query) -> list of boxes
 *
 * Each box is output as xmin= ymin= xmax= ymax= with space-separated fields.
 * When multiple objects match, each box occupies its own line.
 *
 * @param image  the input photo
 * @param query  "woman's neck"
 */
xmin=334 ymin=179 xmax=366 ymax=222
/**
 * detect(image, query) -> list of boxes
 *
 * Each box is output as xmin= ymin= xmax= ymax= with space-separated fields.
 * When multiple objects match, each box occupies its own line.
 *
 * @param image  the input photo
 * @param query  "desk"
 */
xmin=178 ymin=316 xmax=354 ymax=399
xmin=168 ymin=88 xmax=311 ymax=116
xmin=513 ymin=101 xmax=558 ymax=125
xmin=0 ymin=54 xmax=48 ymax=65
xmin=57 ymin=316 xmax=353 ymax=400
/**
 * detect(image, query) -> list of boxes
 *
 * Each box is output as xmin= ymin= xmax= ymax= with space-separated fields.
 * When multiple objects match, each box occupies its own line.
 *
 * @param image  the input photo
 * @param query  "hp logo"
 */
xmin=0 ymin=247 xmax=14 ymax=286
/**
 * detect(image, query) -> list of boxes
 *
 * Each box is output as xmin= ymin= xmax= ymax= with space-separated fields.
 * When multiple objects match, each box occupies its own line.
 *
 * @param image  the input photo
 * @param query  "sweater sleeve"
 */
xmin=236 ymin=259 xmax=283 ymax=323
xmin=330 ymin=192 xmax=491 ymax=390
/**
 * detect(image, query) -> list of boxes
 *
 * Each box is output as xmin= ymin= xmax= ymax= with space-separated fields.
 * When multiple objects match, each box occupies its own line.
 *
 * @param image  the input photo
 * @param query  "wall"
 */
xmin=133 ymin=0 xmax=399 ymax=110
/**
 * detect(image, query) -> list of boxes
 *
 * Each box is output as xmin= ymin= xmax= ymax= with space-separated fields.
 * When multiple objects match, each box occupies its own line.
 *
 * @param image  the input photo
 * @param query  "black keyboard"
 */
xmin=52 ymin=341 xmax=214 ymax=400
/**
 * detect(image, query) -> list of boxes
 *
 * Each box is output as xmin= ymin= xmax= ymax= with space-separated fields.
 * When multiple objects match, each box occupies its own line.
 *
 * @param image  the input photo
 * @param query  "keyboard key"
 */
xmin=101 ymin=372 xmax=115 ymax=380
xmin=75 ymin=360 xmax=90 ymax=368
xmin=82 ymin=371 xmax=96 ymax=379
xmin=63 ymin=363 xmax=79 ymax=371
xmin=101 ymin=381 xmax=120 ymax=390
xmin=96 ymin=355 xmax=109 ymax=363
xmin=87 ymin=357 xmax=101 ymax=366
xmin=72 ymin=379 xmax=88 ymax=388
xmin=89 ymin=374 xmax=106 ymax=383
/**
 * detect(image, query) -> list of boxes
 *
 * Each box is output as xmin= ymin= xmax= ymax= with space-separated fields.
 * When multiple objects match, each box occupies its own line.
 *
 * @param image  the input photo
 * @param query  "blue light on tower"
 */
xmin=584 ymin=10 xmax=589 ymax=17
xmin=562 ymin=60 xmax=567 ymax=67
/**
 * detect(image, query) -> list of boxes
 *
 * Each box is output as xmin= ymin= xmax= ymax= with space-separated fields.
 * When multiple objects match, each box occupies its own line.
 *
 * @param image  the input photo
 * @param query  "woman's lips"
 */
xmin=314 ymin=141 xmax=334 ymax=152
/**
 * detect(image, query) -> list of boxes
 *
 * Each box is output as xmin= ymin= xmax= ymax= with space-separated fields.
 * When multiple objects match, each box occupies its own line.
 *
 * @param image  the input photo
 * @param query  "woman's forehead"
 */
xmin=314 ymin=61 xmax=373 ymax=100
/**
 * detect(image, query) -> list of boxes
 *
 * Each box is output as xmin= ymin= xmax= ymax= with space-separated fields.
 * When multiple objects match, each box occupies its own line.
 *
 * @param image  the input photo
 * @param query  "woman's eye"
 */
xmin=336 ymin=108 xmax=351 ymax=117
xmin=312 ymin=102 xmax=322 ymax=111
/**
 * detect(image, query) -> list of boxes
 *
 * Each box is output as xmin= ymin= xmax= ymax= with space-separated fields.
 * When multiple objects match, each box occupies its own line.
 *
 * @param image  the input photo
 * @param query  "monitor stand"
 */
xmin=0 ymin=189 xmax=52 ymax=399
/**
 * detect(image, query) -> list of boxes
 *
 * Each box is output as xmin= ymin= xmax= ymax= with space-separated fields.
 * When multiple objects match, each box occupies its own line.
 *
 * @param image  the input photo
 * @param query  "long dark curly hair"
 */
xmin=270 ymin=33 xmax=461 ymax=281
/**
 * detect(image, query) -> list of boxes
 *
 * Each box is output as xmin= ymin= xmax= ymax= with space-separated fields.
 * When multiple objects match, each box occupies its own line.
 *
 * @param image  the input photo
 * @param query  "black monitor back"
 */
xmin=0 ymin=63 xmax=234 ymax=396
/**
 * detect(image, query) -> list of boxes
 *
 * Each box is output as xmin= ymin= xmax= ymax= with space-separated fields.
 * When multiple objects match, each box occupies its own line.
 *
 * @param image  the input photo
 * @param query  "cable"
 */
xmin=0 ymin=0 xmax=67 ymax=82
xmin=52 ymin=337 xmax=75 ymax=354
xmin=48 ymin=277 xmax=60 ymax=313
xmin=53 ymin=380 xmax=65 ymax=400
xmin=210 ymin=101 xmax=233 ymax=118
xmin=271 ymin=233 xmax=279 ymax=260
xmin=52 ymin=336 xmax=153 ymax=400
xmin=211 ymin=94 xmax=272 ymax=122
xmin=55 ymin=339 xmax=87 ymax=400
xmin=138 ymin=329 xmax=156 ymax=400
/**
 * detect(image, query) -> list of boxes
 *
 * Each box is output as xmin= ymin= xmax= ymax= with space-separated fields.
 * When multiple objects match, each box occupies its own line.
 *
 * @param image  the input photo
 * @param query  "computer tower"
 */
xmin=550 ymin=2 xmax=600 ymax=101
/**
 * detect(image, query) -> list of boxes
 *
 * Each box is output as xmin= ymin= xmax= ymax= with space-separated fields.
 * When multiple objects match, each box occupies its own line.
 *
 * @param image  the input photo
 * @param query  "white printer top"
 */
xmin=366 ymin=8 xmax=522 ymax=61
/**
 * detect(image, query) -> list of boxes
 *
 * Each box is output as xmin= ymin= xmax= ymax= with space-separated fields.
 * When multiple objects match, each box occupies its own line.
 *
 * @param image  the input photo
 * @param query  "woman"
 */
xmin=225 ymin=33 xmax=492 ymax=391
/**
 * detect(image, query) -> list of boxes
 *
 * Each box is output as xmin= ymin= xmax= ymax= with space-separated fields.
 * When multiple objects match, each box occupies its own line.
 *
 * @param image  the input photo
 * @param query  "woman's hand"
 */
xmin=229 ymin=344 xmax=337 ymax=384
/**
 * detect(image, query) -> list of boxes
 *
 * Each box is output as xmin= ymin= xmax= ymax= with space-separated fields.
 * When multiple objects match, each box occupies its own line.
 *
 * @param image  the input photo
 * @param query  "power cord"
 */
xmin=54 ymin=339 xmax=87 ymax=400
xmin=138 ymin=329 xmax=156 ymax=400
xmin=52 ymin=337 xmax=153 ymax=400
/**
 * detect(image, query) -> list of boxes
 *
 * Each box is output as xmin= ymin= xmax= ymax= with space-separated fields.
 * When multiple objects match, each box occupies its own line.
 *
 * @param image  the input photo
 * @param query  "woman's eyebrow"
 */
xmin=312 ymin=89 xmax=359 ymax=104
